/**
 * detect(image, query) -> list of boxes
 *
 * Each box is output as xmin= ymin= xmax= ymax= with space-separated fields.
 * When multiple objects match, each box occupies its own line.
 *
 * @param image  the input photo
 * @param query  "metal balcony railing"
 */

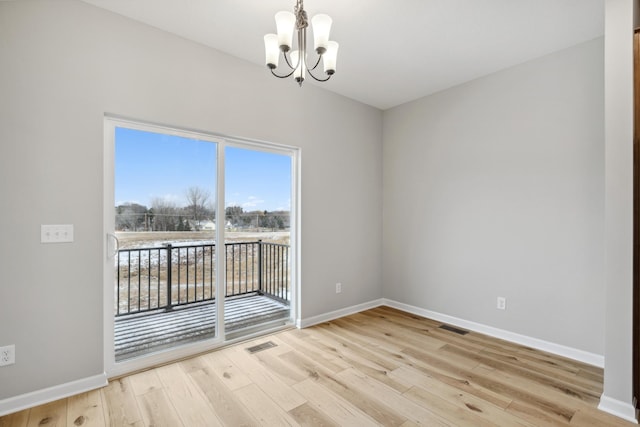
xmin=115 ymin=240 xmax=289 ymax=316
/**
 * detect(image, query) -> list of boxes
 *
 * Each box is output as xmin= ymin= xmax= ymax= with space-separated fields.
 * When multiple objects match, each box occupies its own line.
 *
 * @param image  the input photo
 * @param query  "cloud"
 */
xmin=242 ymin=196 xmax=265 ymax=209
xmin=225 ymin=196 xmax=291 ymax=211
xmin=274 ymin=198 xmax=291 ymax=211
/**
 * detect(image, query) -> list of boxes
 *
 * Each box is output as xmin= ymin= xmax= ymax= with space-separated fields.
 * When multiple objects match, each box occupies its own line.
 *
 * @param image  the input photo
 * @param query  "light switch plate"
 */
xmin=41 ymin=224 xmax=74 ymax=243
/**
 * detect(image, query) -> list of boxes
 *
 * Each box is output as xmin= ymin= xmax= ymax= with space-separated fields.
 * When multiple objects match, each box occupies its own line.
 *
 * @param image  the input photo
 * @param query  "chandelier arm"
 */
xmin=282 ymin=51 xmax=296 ymax=70
xmin=306 ymin=67 xmax=332 ymax=82
xmin=280 ymin=27 xmax=304 ymax=71
xmin=271 ymin=67 xmax=297 ymax=79
xmin=308 ymin=54 xmax=322 ymax=71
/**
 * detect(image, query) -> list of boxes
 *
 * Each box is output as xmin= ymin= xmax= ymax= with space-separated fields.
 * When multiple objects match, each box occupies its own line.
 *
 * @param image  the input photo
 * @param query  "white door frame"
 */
xmin=102 ymin=115 xmax=299 ymax=378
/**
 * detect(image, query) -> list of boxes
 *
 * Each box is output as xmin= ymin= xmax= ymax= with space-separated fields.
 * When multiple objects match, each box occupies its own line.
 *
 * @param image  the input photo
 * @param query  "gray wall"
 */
xmin=382 ymin=38 xmax=605 ymax=354
xmin=0 ymin=0 xmax=382 ymax=399
xmin=601 ymin=0 xmax=635 ymax=414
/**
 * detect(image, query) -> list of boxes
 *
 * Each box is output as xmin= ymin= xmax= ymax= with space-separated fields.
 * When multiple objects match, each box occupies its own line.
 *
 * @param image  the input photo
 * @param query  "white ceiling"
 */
xmin=80 ymin=0 xmax=604 ymax=110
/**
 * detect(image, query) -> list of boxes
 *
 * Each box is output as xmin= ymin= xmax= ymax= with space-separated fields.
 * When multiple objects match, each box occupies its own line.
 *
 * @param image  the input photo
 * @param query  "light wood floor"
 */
xmin=0 ymin=306 xmax=636 ymax=426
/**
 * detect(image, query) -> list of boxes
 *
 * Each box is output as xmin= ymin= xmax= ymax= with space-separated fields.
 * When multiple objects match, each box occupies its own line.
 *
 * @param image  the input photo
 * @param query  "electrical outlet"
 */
xmin=336 ymin=282 xmax=342 ymax=293
xmin=497 ymin=297 xmax=506 ymax=310
xmin=0 ymin=345 xmax=15 ymax=366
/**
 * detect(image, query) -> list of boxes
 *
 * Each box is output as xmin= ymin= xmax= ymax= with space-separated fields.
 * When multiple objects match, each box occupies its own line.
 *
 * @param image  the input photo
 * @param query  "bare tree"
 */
xmin=115 ymin=203 xmax=148 ymax=231
xmin=151 ymin=197 xmax=178 ymax=231
xmin=225 ymin=205 xmax=245 ymax=228
xmin=185 ymin=186 xmax=211 ymax=230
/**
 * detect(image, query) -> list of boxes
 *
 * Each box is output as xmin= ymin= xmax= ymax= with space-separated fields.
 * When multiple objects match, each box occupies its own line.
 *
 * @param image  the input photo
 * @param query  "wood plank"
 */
xmin=476 ymin=347 xmax=601 ymax=391
xmin=313 ymin=323 xmax=405 ymax=371
xmin=335 ymin=368 xmax=453 ymax=426
xmin=135 ymin=388 xmax=184 ymax=427
xmin=200 ymin=349 xmax=253 ymax=391
xmin=371 ymin=306 xmax=602 ymax=383
xmin=356 ymin=308 xmax=463 ymax=352
xmin=288 ymin=402 xmax=340 ymax=427
xmin=440 ymin=344 xmax=601 ymax=405
xmin=390 ymin=366 xmax=533 ymax=426
xmin=505 ymin=400 xmax=572 ymax=427
xmin=320 ymin=317 xmax=410 ymax=354
xmin=180 ymin=356 xmax=259 ymax=426
xmin=128 ymin=369 xmax=163 ymax=396
xmin=575 ymin=367 xmax=604 ymax=385
xmin=250 ymin=349 xmax=309 ymax=386
xmin=274 ymin=331 xmax=353 ymax=373
xmin=100 ymin=377 xmax=145 ymax=427
xmin=233 ymin=383 xmax=299 ymax=426
xmin=404 ymin=384 xmax=516 ymax=427
xmin=292 ymin=378 xmax=379 ymax=427
xmin=66 ymin=390 xmax=106 ymax=427
xmin=463 ymin=353 xmax=600 ymax=417
xmin=279 ymin=350 xmax=407 ymax=426
xmin=302 ymin=325 xmax=414 ymax=393
xmin=332 ymin=327 xmax=513 ymax=411
xmin=155 ymin=363 xmax=224 ymax=427
xmin=225 ymin=342 xmax=307 ymax=412
xmin=25 ymin=399 xmax=66 ymax=427
xmin=570 ymin=407 xmax=637 ymax=427
xmin=399 ymin=345 xmax=575 ymax=421
xmin=0 ymin=409 xmax=29 ymax=427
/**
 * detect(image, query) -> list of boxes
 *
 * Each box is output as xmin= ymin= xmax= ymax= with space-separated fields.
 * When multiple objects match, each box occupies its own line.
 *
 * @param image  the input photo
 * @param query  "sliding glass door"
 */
xmin=104 ymin=118 xmax=297 ymax=375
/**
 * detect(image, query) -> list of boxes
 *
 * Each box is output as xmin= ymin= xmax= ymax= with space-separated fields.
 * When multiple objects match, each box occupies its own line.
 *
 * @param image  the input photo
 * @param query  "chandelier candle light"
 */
xmin=264 ymin=0 xmax=339 ymax=86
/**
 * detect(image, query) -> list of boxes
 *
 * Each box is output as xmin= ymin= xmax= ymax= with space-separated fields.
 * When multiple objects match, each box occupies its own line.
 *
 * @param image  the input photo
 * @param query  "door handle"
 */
xmin=106 ymin=233 xmax=120 ymax=259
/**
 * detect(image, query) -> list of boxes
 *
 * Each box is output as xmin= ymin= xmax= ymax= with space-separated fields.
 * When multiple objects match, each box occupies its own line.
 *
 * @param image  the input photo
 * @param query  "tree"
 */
xmin=271 ymin=211 xmax=289 ymax=229
xmin=259 ymin=210 xmax=268 ymax=228
xmin=176 ymin=216 xmax=191 ymax=232
xmin=185 ymin=186 xmax=211 ymax=230
xmin=206 ymin=201 xmax=216 ymax=220
xmin=225 ymin=205 xmax=244 ymax=227
xmin=263 ymin=213 xmax=285 ymax=230
xmin=150 ymin=197 xmax=178 ymax=231
xmin=115 ymin=203 xmax=148 ymax=231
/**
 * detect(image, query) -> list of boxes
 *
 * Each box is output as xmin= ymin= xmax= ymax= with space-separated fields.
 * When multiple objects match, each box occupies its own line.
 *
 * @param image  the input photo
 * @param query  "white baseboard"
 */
xmin=598 ymin=395 xmax=639 ymax=424
xmin=297 ymin=298 xmax=385 ymax=328
xmin=0 ymin=373 xmax=107 ymax=417
xmin=381 ymin=299 xmax=605 ymax=367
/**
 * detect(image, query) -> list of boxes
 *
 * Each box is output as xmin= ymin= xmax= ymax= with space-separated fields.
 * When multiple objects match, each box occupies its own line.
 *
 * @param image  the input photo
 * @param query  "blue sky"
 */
xmin=115 ymin=127 xmax=291 ymax=212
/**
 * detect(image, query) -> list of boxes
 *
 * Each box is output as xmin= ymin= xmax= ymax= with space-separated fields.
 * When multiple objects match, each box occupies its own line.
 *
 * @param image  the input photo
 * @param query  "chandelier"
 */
xmin=263 ymin=0 xmax=339 ymax=86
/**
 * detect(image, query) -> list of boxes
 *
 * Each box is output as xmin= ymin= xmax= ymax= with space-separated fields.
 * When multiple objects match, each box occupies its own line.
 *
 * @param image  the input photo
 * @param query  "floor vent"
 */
xmin=246 ymin=341 xmax=277 ymax=354
xmin=439 ymin=324 xmax=469 ymax=335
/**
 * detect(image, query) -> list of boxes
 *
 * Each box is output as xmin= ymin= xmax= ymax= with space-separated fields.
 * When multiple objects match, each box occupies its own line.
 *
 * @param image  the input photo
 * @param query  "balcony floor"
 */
xmin=114 ymin=294 xmax=289 ymax=361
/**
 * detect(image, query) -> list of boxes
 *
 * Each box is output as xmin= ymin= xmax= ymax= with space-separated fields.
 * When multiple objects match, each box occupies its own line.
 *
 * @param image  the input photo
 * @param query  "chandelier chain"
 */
xmin=294 ymin=0 xmax=308 ymax=29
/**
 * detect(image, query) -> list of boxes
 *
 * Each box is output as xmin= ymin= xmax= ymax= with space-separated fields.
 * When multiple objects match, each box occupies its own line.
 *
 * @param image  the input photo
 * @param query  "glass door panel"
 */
xmin=223 ymin=146 xmax=292 ymax=337
xmin=114 ymin=126 xmax=217 ymax=361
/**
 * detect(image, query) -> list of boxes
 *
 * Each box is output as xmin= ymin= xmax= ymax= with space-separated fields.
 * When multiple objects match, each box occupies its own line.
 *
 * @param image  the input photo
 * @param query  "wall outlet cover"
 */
xmin=0 ymin=345 xmax=15 ymax=366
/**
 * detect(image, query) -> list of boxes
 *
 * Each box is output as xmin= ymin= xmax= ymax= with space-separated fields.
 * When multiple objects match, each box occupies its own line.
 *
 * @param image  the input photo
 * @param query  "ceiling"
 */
xmin=80 ymin=0 xmax=604 ymax=110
